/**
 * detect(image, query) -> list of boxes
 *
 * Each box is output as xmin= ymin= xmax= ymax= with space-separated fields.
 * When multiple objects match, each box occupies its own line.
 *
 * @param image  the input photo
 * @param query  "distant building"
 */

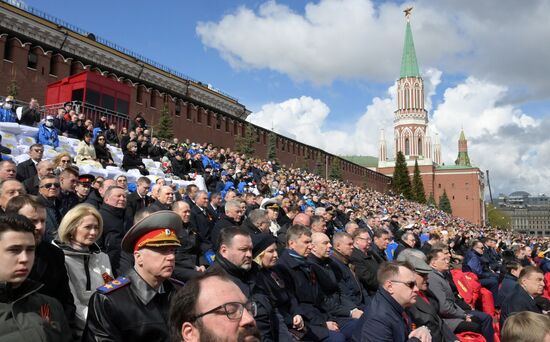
xmin=376 ymin=14 xmax=484 ymax=224
xmin=497 ymin=191 xmax=550 ymax=236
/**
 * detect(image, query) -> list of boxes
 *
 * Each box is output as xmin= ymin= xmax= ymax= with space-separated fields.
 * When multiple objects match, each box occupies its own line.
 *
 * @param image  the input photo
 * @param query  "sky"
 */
xmin=21 ymin=0 xmax=550 ymax=197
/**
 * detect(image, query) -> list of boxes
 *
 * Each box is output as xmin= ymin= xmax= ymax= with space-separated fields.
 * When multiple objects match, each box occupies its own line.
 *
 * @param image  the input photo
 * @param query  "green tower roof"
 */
xmin=400 ymin=21 xmax=420 ymax=78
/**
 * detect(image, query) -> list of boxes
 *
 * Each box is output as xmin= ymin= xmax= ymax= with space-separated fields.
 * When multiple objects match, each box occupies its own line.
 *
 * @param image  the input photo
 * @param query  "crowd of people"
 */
xmin=1 ymin=96 xmax=550 ymax=342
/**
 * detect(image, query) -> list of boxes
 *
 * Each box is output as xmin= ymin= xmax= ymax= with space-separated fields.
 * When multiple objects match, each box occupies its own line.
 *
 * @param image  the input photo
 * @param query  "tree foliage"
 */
xmin=486 ymin=203 xmax=511 ymax=230
xmin=438 ymin=190 xmax=452 ymax=214
xmin=392 ymin=151 xmax=412 ymax=199
xmin=411 ymin=160 xmax=426 ymax=203
xmin=154 ymin=104 xmax=174 ymax=140
xmin=235 ymin=125 xmax=256 ymax=156
xmin=267 ymin=132 xmax=277 ymax=161
xmin=328 ymin=158 xmax=343 ymax=181
xmin=427 ymin=193 xmax=436 ymax=207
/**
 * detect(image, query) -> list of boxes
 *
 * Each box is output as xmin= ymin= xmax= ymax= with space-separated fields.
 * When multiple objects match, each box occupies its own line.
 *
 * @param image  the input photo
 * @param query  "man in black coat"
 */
xmin=149 ymin=186 xmax=174 ymax=212
xmin=207 ymin=227 xmax=275 ymax=341
xmin=331 ymin=232 xmax=367 ymax=308
xmin=98 ymin=186 xmax=129 ymax=276
xmin=395 ymin=232 xmax=418 ymax=259
xmin=172 ymin=201 xmax=204 ymax=281
xmin=36 ymin=175 xmax=62 ymax=243
xmin=308 ymin=232 xmax=361 ymax=340
xmin=190 ymin=190 xmax=215 ymax=253
xmin=348 ymin=229 xmax=379 ymax=297
xmin=369 ymin=228 xmax=390 ymax=265
xmin=16 ymin=143 xmax=43 ymax=182
xmin=58 ymin=167 xmax=79 ymax=216
xmin=85 ymin=179 xmax=115 ymax=210
xmin=240 ymin=209 xmax=270 ymax=236
xmin=18 ymin=97 xmax=41 ymax=126
xmin=500 ymin=266 xmax=544 ymax=327
xmin=4 ymin=195 xmax=76 ymax=326
xmin=126 ymin=177 xmax=152 ymax=221
xmin=276 ymin=225 xmax=347 ymax=341
xmin=210 ymin=199 xmax=243 ymax=249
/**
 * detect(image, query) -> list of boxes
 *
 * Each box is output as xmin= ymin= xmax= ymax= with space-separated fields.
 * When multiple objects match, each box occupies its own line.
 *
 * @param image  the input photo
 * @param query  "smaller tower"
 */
xmin=433 ymin=133 xmax=441 ymax=165
xmin=455 ymin=129 xmax=471 ymax=166
xmin=379 ymin=129 xmax=387 ymax=162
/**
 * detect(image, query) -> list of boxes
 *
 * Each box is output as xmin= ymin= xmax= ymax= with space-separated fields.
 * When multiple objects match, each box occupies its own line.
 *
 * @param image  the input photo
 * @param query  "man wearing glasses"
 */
xmin=169 ymin=270 xmax=260 ymax=342
xmin=83 ymin=211 xmax=184 ymax=341
xmin=359 ymin=261 xmax=432 ymax=342
xmin=36 ymin=175 xmax=62 ymax=243
xmin=16 ymin=143 xmax=43 ymax=182
xmin=463 ymin=240 xmax=499 ymax=300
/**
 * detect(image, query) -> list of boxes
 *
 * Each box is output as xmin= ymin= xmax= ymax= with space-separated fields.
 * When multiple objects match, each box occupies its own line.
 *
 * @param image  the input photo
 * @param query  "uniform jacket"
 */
xmin=16 ymin=158 xmax=37 ymax=182
xmin=408 ymin=290 xmax=458 ymax=342
xmin=53 ymin=241 xmax=112 ymax=335
xmin=500 ymin=283 xmax=541 ymax=327
xmin=359 ymin=288 xmax=420 ymax=342
xmin=427 ymin=269 xmax=466 ymax=331
xmin=348 ymin=247 xmax=379 ymax=296
xmin=82 ymin=269 xmax=179 ymax=342
xmin=37 ymin=124 xmax=59 ymax=148
xmin=0 ymin=279 xmax=72 ymax=341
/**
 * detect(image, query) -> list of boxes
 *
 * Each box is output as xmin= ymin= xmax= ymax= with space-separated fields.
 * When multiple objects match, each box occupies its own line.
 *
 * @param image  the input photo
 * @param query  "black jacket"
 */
xmin=94 ymin=144 xmax=113 ymax=166
xmin=276 ymin=249 xmax=331 ymax=341
xmin=208 ymin=255 xmax=275 ymax=341
xmin=105 ymin=129 xmax=119 ymax=146
xmin=240 ymin=217 xmax=263 ymax=236
xmin=98 ymin=203 xmax=129 ymax=276
xmin=125 ymin=192 xmax=152 ymax=222
xmin=84 ymin=190 xmax=102 ymax=210
xmin=82 ymin=269 xmax=179 ymax=342
xmin=22 ymin=175 xmax=40 ymax=195
xmin=211 ymin=214 xmax=241 ymax=249
xmin=29 ymin=240 xmax=76 ymax=324
xmin=37 ymin=195 xmax=62 ymax=243
xmin=172 ymin=221 xmax=202 ymax=282
xmin=59 ymin=190 xmax=79 ymax=217
xmin=122 ymin=152 xmax=148 ymax=175
xmin=394 ymin=242 xmax=411 ymax=259
xmin=348 ymin=247 xmax=379 ymax=296
xmin=409 ymin=290 xmax=458 ymax=342
xmin=500 ymin=284 xmax=542 ymax=327
xmin=331 ymin=251 xmax=366 ymax=307
xmin=18 ymin=106 xmax=41 ymax=126
xmin=16 ymin=158 xmax=37 ymax=182
xmin=148 ymin=200 xmax=172 ymax=212
xmin=190 ymin=205 xmax=215 ymax=252
xmin=369 ymin=244 xmax=388 ymax=265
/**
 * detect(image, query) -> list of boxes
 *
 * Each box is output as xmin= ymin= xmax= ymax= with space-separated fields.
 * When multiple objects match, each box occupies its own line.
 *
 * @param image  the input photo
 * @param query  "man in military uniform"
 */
xmin=82 ymin=210 xmax=183 ymax=341
xmin=0 ymin=214 xmax=71 ymax=341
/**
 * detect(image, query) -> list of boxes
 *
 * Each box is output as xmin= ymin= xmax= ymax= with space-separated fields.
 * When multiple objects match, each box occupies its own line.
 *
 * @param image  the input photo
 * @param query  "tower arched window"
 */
xmin=418 ymin=137 xmax=422 ymax=156
xmin=405 ymin=138 xmax=410 ymax=155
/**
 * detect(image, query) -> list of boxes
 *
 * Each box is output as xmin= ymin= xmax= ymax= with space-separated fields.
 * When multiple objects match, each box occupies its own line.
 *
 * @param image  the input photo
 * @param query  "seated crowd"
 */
xmin=1 ymin=97 xmax=550 ymax=342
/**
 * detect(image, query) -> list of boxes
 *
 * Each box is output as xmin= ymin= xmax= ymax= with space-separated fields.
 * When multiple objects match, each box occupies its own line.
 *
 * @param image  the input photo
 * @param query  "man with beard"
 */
xmin=169 ymin=270 xmax=261 ymax=342
xmin=207 ymin=227 xmax=275 ymax=341
xmin=83 ymin=211 xmax=183 ymax=341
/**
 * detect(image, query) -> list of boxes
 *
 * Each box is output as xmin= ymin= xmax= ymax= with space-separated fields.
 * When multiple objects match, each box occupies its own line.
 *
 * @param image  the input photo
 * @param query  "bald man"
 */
xmin=23 ymin=160 xmax=54 ymax=195
xmin=150 ymin=186 xmax=175 ymax=211
xmin=308 ymin=232 xmax=363 ymax=340
xmin=293 ymin=213 xmax=311 ymax=227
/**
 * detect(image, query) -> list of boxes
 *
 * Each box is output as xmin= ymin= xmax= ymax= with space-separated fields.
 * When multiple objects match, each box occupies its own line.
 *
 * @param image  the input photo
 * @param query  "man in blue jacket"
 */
xmin=358 ymin=261 xmax=432 ymax=342
xmin=37 ymin=116 xmax=59 ymax=148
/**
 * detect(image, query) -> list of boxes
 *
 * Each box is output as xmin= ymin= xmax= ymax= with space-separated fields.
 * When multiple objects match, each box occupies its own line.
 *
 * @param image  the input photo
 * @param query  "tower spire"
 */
xmin=400 ymin=13 xmax=420 ymax=78
xmin=455 ymin=129 xmax=471 ymax=166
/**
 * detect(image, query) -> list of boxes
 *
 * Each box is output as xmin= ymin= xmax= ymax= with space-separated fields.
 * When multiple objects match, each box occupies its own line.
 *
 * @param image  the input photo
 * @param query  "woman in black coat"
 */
xmin=122 ymin=141 xmax=148 ymax=175
xmin=93 ymin=134 xmax=115 ymax=168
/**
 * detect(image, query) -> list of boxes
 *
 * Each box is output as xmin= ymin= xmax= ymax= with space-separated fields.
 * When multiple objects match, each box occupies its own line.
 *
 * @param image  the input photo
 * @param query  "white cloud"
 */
xmin=197 ymin=0 xmax=550 ymax=97
xmin=250 ymin=73 xmax=550 ymax=195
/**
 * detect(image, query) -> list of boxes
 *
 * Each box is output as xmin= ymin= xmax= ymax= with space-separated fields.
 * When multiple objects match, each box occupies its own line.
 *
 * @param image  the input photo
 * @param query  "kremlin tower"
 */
xmin=376 ymin=9 xmax=484 ymax=224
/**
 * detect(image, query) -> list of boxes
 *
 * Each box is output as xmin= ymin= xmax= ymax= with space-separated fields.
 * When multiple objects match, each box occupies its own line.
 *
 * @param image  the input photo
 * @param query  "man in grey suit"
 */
xmin=426 ymin=248 xmax=494 ymax=342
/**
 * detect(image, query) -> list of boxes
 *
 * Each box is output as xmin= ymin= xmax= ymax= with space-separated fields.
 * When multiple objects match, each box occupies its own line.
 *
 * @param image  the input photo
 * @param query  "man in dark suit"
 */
xmin=406 ymin=256 xmax=458 ymax=342
xmin=23 ymin=160 xmax=55 ymax=196
xmin=500 ymin=266 xmax=544 ymax=327
xmin=369 ymin=228 xmax=390 ymax=265
xmin=16 ymin=143 xmax=43 ymax=182
xmin=190 ymin=190 xmax=215 ymax=253
xmin=125 ymin=176 xmax=152 ymax=221
xmin=348 ymin=228 xmax=379 ymax=297
xmin=394 ymin=232 xmax=417 ymax=259
xmin=358 ymin=261 xmax=432 ymax=341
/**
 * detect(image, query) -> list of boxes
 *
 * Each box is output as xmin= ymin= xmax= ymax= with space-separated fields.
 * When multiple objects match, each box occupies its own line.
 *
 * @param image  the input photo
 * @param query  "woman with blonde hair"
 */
xmin=52 ymin=151 xmax=73 ymax=175
xmin=53 ymin=203 xmax=112 ymax=336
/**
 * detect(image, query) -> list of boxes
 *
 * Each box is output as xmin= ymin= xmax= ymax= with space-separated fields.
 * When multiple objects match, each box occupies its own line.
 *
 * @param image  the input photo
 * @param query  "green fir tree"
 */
xmin=235 ymin=125 xmax=256 ymax=156
xmin=411 ymin=160 xmax=426 ymax=203
xmin=392 ymin=151 xmax=412 ymax=199
xmin=154 ymin=104 xmax=174 ymax=140
xmin=328 ymin=158 xmax=343 ymax=181
xmin=438 ymin=190 xmax=452 ymax=214
xmin=427 ymin=193 xmax=436 ymax=207
xmin=267 ymin=132 xmax=277 ymax=161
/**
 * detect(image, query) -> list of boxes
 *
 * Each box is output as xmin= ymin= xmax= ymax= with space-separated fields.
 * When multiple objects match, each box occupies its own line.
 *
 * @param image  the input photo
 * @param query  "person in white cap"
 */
xmin=37 ymin=115 xmax=59 ymax=148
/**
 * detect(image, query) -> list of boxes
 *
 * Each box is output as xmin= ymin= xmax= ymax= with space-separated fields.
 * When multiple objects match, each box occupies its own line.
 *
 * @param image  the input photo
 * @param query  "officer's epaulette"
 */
xmin=96 ymin=276 xmax=131 ymax=294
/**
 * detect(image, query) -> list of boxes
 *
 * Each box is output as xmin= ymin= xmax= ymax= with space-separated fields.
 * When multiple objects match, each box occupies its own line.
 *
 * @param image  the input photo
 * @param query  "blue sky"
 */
xmin=21 ymin=0 xmax=550 ymax=195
